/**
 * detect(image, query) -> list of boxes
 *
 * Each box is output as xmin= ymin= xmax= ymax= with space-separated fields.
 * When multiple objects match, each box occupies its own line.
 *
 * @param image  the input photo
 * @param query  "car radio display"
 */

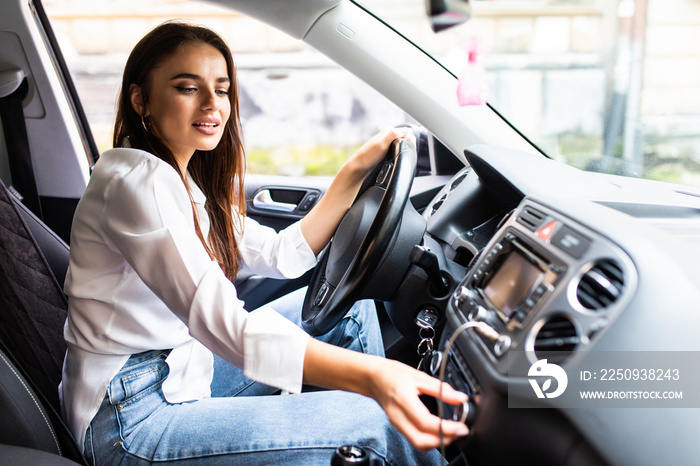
xmin=482 ymin=250 xmax=543 ymax=318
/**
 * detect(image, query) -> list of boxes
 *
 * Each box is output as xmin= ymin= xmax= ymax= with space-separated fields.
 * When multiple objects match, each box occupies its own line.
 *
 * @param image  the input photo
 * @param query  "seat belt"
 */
xmin=0 ymin=68 xmax=42 ymax=219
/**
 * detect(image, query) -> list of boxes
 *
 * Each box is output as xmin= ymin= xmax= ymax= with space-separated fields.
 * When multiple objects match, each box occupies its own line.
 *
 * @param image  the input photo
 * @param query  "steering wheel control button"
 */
xmin=493 ymin=335 xmax=511 ymax=357
xmin=375 ymin=161 xmax=393 ymax=186
xmin=314 ymin=282 xmax=330 ymax=307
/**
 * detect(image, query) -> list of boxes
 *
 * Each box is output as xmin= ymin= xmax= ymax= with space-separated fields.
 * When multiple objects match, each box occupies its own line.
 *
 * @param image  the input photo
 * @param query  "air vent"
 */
xmin=576 ymin=260 xmax=624 ymax=310
xmin=533 ymin=316 xmax=579 ymax=364
xmin=516 ymin=206 xmax=546 ymax=231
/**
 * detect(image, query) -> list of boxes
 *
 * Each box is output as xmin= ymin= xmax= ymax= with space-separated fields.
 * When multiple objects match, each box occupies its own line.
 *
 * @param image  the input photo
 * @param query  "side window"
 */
xmin=238 ymin=63 xmax=409 ymax=177
xmin=43 ymin=0 xmax=411 ymax=177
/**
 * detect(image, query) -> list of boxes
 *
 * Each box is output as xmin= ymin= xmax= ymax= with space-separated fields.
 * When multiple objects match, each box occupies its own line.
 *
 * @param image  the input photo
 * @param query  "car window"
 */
xmin=358 ymin=0 xmax=700 ymax=188
xmin=42 ymin=0 xmax=411 ymax=177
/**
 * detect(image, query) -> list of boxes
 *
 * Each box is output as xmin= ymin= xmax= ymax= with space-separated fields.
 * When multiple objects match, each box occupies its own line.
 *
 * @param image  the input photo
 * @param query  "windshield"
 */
xmin=359 ymin=0 xmax=700 ymax=188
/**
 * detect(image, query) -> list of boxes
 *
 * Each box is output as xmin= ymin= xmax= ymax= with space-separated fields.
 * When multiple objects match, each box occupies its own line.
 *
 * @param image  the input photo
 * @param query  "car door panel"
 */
xmin=236 ymin=167 xmax=454 ymax=310
xmin=235 ymin=174 xmax=330 ymax=309
xmin=244 ymin=174 xmax=330 ymax=231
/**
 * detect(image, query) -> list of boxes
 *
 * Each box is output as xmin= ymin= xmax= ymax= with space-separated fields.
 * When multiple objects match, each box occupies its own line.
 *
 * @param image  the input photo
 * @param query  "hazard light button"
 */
xmin=537 ymin=220 xmax=557 ymax=242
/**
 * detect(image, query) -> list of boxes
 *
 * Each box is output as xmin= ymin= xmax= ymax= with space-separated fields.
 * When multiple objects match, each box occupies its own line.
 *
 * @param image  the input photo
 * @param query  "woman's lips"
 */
xmin=193 ymin=118 xmax=220 ymax=135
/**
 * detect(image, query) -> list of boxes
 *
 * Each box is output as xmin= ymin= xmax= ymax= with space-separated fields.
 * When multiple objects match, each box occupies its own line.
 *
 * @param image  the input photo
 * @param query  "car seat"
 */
xmin=0 ymin=178 xmax=85 ymax=464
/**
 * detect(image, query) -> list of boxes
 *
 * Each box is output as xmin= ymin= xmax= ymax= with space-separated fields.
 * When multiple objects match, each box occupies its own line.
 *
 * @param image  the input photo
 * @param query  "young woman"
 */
xmin=61 ymin=21 xmax=469 ymax=465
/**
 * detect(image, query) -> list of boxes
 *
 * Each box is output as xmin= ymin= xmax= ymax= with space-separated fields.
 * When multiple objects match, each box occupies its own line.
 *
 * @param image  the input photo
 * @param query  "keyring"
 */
xmin=419 ymin=325 xmax=435 ymax=341
xmin=417 ymin=337 xmax=434 ymax=356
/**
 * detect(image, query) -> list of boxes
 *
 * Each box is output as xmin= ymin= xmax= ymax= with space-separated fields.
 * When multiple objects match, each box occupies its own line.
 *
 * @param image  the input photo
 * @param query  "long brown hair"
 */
xmin=113 ymin=21 xmax=245 ymax=280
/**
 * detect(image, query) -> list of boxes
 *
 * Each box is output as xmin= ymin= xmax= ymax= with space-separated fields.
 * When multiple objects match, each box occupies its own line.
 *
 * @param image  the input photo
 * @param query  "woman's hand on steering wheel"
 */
xmin=301 ymin=130 xmax=421 ymax=335
xmin=299 ymin=127 xmax=414 ymax=258
xmin=344 ymin=127 xmax=416 ymax=180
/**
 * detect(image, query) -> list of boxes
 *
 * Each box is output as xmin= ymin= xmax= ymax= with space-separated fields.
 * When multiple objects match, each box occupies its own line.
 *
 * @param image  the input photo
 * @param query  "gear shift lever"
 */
xmin=331 ymin=445 xmax=369 ymax=465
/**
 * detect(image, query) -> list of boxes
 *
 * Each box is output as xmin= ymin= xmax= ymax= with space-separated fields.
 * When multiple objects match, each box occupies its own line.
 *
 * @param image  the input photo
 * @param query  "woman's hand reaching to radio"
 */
xmin=303 ymin=338 xmax=471 ymax=451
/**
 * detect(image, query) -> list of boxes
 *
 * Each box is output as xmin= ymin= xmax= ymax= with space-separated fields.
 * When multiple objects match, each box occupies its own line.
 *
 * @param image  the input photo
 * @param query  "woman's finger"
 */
xmin=373 ymin=367 xmax=471 ymax=450
xmin=412 ymin=370 xmax=469 ymax=406
xmin=386 ymin=401 xmax=470 ymax=451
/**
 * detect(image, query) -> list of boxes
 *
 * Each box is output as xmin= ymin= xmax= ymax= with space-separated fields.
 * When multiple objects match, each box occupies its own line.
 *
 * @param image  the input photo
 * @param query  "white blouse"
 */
xmin=60 ymin=147 xmax=317 ymax=449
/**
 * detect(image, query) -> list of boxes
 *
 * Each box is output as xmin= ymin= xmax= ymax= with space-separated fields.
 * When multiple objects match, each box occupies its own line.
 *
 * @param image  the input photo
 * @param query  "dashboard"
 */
xmin=408 ymin=144 xmax=700 ymax=466
xmin=449 ymin=198 xmax=635 ymax=367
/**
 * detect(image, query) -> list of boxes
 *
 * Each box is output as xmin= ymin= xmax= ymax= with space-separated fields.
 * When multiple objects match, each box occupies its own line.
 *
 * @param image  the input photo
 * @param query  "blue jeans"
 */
xmin=83 ymin=289 xmax=443 ymax=465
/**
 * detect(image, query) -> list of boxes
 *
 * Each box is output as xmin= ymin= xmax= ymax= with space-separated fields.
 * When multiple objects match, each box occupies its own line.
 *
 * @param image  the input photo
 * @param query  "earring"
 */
xmin=141 ymin=114 xmax=150 ymax=133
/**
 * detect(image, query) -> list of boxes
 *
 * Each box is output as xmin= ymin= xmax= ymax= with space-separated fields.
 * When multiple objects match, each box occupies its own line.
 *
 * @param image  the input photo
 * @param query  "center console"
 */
xmin=460 ymin=227 xmax=565 ymax=350
xmin=437 ymin=199 xmax=636 ymax=412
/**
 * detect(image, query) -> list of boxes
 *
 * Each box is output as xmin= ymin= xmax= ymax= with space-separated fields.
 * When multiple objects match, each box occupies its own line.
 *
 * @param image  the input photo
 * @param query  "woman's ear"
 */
xmin=129 ymin=83 xmax=147 ymax=117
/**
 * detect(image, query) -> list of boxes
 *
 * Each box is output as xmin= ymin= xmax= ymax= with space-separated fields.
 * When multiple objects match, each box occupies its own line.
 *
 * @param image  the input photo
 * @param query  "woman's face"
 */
xmin=133 ymin=42 xmax=232 ymax=170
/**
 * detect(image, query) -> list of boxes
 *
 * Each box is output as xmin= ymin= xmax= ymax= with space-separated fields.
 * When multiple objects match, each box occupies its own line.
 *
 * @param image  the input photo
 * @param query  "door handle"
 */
xmin=252 ymin=189 xmax=298 ymax=212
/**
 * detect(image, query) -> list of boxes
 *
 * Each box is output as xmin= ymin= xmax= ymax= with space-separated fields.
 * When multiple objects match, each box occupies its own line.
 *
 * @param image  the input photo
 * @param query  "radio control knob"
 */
xmin=454 ymin=285 xmax=481 ymax=308
xmin=493 ymin=335 xmax=511 ymax=356
xmin=468 ymin=305 xmax=488 ymax=322
xmin=453 ymin=285 xmax=472 ymax=304
xmin=452 ymin=400 xmax=478 ymax=428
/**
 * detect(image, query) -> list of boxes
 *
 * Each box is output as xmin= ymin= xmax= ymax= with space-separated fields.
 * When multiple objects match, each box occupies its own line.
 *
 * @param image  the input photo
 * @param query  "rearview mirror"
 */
xmin=425 ymin=0 xmax=471 ymax=32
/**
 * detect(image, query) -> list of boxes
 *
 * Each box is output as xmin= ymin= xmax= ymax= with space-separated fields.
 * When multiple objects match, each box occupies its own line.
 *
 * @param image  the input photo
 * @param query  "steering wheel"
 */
xmin=302 ymin=139 xmax=417 ymax=336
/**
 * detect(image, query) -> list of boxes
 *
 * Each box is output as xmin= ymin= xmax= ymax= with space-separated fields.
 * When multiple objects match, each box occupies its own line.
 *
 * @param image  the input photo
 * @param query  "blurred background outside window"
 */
xmin=44 ymin=0 xmax=700 ymax=186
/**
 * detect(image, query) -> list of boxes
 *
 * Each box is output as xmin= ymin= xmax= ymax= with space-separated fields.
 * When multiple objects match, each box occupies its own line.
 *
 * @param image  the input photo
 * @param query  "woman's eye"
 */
xmin=216 ymin=89 xmax=229 ymax=96
xmin=175 ymin=86 xmax=196 ymax=94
